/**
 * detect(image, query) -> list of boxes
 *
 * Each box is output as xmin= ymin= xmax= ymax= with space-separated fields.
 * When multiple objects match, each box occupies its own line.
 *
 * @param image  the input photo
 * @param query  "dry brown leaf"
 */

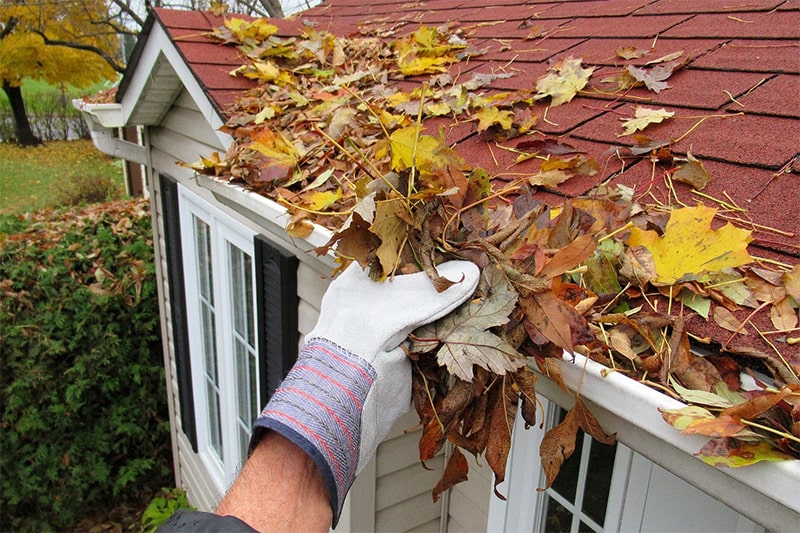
xmin=713 ymin=307 xmax=749 ymax=335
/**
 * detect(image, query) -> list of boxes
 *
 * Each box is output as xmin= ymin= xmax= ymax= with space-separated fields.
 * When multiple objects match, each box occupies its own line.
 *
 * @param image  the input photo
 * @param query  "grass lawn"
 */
xmin=0 ymin=139 xmax=125 ymax=214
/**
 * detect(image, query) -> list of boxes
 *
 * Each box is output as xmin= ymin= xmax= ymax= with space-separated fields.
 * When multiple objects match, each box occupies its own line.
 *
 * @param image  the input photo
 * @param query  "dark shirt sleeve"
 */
xmin=156 ymin=509 xmax=258 ymax=532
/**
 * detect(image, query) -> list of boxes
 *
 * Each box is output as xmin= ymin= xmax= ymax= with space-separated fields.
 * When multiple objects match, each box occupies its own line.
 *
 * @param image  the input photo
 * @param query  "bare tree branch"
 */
xmin=32 ymin=30 xmax=126 ymax=74
xmin=1 ymin=16 xmax=20 ymax=40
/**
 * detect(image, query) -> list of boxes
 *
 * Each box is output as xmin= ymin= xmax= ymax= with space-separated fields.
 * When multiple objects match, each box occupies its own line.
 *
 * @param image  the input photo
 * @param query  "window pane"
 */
xmin=201 ymin=304 xmax=217 ymax=380
xmin=235 ymin=341 xmax=249 ymax=423
xmin=543 ymin=496 xmax=572 ymax=532
xmin=249 ymin=353 xmax=258 ymax=422
xmin=582 ymin=437 xmax=617 ymax=524
xmin=195 ymin=217 xmax=213 ymax=304
xmin=193 ymin=215 xmax=223 ymax=460
xmin=229 ymin=243 xmax=254 ymax=344
xmin=228 ymin=242 xmax=257 ymax=467
xmin=206 ymin=380 xmax=223 ymax=459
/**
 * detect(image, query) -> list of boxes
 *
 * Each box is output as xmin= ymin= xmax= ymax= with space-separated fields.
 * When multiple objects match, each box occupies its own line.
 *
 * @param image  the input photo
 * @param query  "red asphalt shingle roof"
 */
xmin=146 ymin=1 xmax=799 ymax=358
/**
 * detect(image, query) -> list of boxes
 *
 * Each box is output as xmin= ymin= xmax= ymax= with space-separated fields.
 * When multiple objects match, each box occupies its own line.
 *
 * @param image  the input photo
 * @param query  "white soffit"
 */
xmin=120 ymin=21 xmax=232 ymax=149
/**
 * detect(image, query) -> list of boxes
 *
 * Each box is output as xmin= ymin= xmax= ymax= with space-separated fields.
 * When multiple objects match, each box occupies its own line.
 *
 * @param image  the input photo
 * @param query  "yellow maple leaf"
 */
xmin=389 ymin=126 xmax=465 ymax=174
xmin=475 ymin=106 xmax=514 ymax=131
xmin=534 ymin=56 xmax=595 ymax=107
xmin=627 ymin=205 xmax=753 ymax=285
xmin=225 ymin=18 xmax=278 ymax=43
xmin=618 ymin=106 xmax=674 ymax=136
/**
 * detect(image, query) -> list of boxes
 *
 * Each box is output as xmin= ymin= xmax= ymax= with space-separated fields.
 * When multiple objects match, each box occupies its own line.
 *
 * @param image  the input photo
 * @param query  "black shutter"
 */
xmin=159 ymin=174 xmax=198 ymax=452
xmin=254 ymin=235 xmax=299 ymax=401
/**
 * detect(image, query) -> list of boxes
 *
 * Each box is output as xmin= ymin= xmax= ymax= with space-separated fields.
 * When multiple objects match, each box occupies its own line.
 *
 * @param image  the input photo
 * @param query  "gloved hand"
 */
xmin=251 ymin=260 xmax=479 ymax=526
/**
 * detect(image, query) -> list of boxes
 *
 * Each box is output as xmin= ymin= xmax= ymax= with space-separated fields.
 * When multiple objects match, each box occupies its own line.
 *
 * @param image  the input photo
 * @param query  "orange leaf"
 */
xmin=485 ymin=378 xmax=517 ymax=499
xmin=682 ymin=414 xmax=746 ymax=437
xmin=432 ymin=447 xmax=470 ymax=502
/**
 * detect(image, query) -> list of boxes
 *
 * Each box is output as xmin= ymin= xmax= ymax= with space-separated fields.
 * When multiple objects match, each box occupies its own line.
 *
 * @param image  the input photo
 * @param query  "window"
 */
xmin=159 ymin=175 xmax=299 ymax=497
xmin=179 ymin=187 xmax=260 ymax=487
xmin=487 ymin=396 xmax=763 ymax=533
xmin=537 ymin=407 xmax=619 ymax=533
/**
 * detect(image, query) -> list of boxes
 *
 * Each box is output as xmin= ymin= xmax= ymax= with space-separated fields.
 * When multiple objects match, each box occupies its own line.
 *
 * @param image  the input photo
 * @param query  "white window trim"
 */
xmin=179 ymin=185 xmax=259 ymax=491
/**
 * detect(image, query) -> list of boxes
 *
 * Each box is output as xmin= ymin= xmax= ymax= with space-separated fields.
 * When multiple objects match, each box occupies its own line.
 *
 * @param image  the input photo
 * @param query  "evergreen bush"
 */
xmin=0 ymin=199 xmax=171 ymax=530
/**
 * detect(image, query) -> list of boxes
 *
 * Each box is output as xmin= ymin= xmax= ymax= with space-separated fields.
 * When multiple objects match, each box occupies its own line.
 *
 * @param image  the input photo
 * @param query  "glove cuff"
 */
xmin=251 ymin=338 xmax=375 ymax=527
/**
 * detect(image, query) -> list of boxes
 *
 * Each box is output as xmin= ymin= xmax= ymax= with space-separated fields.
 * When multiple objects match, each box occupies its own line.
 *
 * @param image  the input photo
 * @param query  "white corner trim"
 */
xmin=72 ymin=99 xmax=147 ymax=165
xmin=534 ymin=352 xmax=800 ymax=529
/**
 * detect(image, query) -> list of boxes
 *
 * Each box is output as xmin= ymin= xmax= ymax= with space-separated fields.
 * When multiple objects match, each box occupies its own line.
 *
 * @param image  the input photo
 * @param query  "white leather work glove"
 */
xmin=251 ymin=260 xmax=479 ymax=526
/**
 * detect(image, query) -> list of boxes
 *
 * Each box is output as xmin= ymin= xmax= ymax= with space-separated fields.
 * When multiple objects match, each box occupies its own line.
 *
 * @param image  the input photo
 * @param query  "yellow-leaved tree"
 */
xmin=0 ymin=0 xmax=120 ymax=146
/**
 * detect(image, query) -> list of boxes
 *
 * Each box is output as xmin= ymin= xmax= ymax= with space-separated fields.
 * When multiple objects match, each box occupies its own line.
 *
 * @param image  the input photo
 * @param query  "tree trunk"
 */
xmin=2 ymin=81 xmax=41 ymax=147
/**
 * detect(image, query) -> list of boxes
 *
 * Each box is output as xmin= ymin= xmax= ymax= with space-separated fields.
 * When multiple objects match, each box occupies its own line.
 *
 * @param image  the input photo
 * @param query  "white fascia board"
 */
xmin=120 ymin=22 xmax=232 ymax=149
xmin=534 ymin=352 xmax=800 ymax=529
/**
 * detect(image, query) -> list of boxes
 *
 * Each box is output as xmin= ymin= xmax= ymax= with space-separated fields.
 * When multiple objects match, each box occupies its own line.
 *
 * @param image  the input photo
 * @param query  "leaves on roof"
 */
xmin=188 ymin=17 xmax=799 ymax=495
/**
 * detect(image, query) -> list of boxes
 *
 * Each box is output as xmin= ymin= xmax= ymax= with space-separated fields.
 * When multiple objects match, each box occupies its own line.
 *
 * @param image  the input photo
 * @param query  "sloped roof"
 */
xmin=138 ymin=2 xmax=798 ymax=359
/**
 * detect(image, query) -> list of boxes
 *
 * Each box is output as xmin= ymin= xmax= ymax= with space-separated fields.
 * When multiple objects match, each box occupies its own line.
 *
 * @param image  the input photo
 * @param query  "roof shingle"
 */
xmin=144 ymin=0 xmax=799 ymax=361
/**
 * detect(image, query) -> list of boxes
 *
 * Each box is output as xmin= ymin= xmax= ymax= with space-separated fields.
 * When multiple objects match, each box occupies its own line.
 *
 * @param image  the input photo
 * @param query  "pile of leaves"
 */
xmin=188 ymin=17 xmax=800 ymax=498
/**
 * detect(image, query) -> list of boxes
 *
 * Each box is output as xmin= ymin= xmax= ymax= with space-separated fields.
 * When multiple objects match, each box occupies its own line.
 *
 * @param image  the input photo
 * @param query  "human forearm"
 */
xmin=215 ymin=431 xmax=332 ymax=532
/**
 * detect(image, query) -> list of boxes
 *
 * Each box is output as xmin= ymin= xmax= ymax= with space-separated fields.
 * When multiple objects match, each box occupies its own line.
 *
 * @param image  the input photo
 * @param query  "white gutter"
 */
xmin=72 ymin=100 xmax=147 ymax=165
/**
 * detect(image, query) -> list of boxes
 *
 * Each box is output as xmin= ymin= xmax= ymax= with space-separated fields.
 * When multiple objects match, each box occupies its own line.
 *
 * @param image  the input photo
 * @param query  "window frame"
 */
xmin=178 ymin=186 xmax=260 ymax=489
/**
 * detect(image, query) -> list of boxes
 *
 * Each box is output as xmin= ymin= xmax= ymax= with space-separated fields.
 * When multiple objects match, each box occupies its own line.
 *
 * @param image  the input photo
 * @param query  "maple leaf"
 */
xmin=616 ymin=45 xmax=649 ymax=60
xmin=534 ymin=57 xmax=595 ymax=107
xmin=388 ymin=126 xmax=465 ymax=174
xmin=370 ymin=199 xmax=409 ymax=277
xmin=625 ymin=59 xmax=681 ymax=93
xmin=475 ymin=106 xmax=514 ymax=132
xmin=627 ymin=204 xmax=754 ymax=285
xmin=411 ymin=267 xmax=525 ymax=381
xmin=618 ymin=106 xmax=674 ymax=136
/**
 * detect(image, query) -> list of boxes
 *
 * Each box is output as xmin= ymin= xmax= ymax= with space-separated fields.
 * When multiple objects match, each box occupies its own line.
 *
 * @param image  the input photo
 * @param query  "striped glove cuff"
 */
xmin=250 ymin=338 xmax=376 ymax=526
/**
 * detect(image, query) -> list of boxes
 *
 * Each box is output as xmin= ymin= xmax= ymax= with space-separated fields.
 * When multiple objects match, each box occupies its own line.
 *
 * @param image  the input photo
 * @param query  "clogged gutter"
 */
xmin=185 ymin=15 xmax=800 ymax=497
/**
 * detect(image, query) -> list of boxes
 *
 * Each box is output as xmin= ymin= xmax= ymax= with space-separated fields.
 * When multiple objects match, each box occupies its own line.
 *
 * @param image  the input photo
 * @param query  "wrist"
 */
xmin=217 ymin=432 xmax=331 ymax=532
xmin=252 ymin=338 xmax=376 ymax=525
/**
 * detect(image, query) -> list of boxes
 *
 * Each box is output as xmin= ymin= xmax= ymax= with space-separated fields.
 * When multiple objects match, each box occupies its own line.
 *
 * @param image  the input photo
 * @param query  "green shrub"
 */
xmin=55 ymin=172 xmax=124 ymax=206
xmin=0 ymin=199 xmax=171 ymax=531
